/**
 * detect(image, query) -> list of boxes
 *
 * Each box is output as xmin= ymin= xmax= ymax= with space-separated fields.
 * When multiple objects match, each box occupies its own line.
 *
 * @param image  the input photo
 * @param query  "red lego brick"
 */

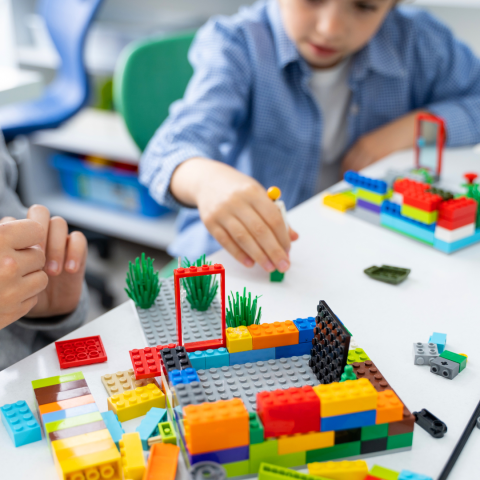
xmin=438 ymin=197 xmax=477 ymax=221
xmin=403 ymin=189 xmax=443 ymax=212
xmin=437 ymin=215 xmax=476 ymax=231
xmin=184 ymin=339 xmax=225 ymax=353
xmin=365 ymin=476 xmax=382 ymax=480
xmin=393 ymin=178 xmax=428 ymax=195
xmin=129 ymin=344 xmax=176 ymax=379
xmin=55 ymin=336 xmax=107 ymax=369
xmin=257 ymin=386 xmax=320 ymax=438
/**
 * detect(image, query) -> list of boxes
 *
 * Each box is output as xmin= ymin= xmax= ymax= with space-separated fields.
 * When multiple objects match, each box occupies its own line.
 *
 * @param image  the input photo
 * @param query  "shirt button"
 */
xmin=350 ymin=104 xmax=359 ymax=115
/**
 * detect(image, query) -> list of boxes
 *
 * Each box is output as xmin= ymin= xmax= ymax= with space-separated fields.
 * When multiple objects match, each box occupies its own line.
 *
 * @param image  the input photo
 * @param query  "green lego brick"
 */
xmin=305 ymin=441 xmax=361 ymax=463
xmin=270 ymin=270 xmax=285 ymax=282
xmin=45 ymin=412 xmax=103 ymax=434
xmin=249 ymin=412 xmax=265 ymax=444
xmin=249 ymin=440 xmax=305 ymax=474
xmin=364 ymin=265 xmax=411 ymax=285
xmin=361 ymin=423 xmax=389 ymax=441
xmin=369 ymin=465 xmax=400 ymax=480
xmin=387 ymin=432 xmax=413 ymax=450
xmin=347 ymin=348 xmax=370 ymax=364
xmin=440 ymin=351 xmax=467 ymax=372
xmin=159 ymin=421 xmax=177 ymax=445
xmin=224 ymin=460 xmax=250 ymax=477
xmin=258 ymin=463 xmax=330 ymax=480
xmin=356 ymin=188 xmax=391 ymax=206
xmin=32 ymin=372 xmax=85 ymax=390
xmin=401 ymin=204 xmax=437 ymax=225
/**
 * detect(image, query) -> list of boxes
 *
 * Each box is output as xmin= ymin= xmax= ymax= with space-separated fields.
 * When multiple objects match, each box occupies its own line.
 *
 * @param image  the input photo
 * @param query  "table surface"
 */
xmin=1 ymin=147 xmax=480 ymax=479
xmin=0 ymin=65 xmax=43 ymax=107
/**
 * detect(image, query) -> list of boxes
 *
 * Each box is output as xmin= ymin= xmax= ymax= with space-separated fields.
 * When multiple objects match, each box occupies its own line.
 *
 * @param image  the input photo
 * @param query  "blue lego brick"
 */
xmin=398 ymin=470 xmax=433 ymax=480
xmin=135 ymin=407 xmax=168 ymax=450
xmin=293 ymin=318 xmax=316 ymax=343
xmin=41 ymin=402 xmax=98 ymax=426
xmin=229 ymin=347 xmax=276 ymax=366
xmin=429 ymin=332 xmax=447 ymax=354
xmin=169 ymin=368 xmax=200 ymax=386
xmin=189 ymin=351 xmax=206 ymax=370
xmin=381 ymin=201 xmax=436 ymax=231
xmin=434 ymin=229 xmax=480 ymax=254
xmin=188 ymin=444 xmax=249 ymax=465
xmin=204 ymin=347 xmax=230 ymax=369
xmin=344 ymin=171 xmax=387 ymax=194
xmin=321 ymin=410 xmax=376 ymax=432
xmin=275 ymin=343 xmax=312 ymax=359
xmin=101 ymin=411 xmax=125 ymax=449
xmin=381 ymin=213 xmax=435 ymax=245
xmin=1 ymin=401 xmax=42 ymax=447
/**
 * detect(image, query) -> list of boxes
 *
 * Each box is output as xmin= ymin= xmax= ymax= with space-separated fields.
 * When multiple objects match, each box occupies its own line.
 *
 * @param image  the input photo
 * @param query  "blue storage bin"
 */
xmin=51 ymin=153 xmax=169 ymax=217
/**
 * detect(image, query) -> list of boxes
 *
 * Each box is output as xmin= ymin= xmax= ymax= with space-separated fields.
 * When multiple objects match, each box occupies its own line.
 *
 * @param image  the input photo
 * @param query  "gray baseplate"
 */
xmin=136 ymin=277 xmax=222 ymax=346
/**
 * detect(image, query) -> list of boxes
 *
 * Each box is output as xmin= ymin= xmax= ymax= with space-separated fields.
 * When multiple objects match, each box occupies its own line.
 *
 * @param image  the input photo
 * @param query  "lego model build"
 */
xmin=323 ymin=113 xmax=480 ymax=254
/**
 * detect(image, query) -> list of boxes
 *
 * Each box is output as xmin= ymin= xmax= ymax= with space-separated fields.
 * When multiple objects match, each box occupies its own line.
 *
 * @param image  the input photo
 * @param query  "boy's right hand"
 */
xmin=0 ymin=218 xmax=48 ymax=330
xmin=171 ymin=158 xmax=299 ymax=273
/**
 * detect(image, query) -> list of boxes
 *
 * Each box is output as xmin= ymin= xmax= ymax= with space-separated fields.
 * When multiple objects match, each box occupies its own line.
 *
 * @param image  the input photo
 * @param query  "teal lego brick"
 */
xmin=434 ymin=229 xmax=480 ymax=253
xmin=229 ymin=348 xmax=275 ymax=365
xmin=398 ymin=470 xmax=432 ymax=480
xmin=429 ymin=332 xmax=446 ymax=353
xmin=205 ymin=347 xmax=230 ymax=369
xmin=381 ymin=213 xmax=435 ymax=245
xmin=101 ymin=411 xmax=124 ymax=449
xmin=189 ymin=351 xmax=206 ymax=370
xmin=305 ymin=441 xmax=361 ymax=463
xmin=1 ymin=401 xmax=42 ymax=447
xmin=135 ymin=407 xmax=168 ymax=450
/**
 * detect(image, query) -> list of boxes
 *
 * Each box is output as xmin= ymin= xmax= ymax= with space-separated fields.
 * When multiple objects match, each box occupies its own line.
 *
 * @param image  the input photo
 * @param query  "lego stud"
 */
xmin=267 ymin=186 xmax=281 ymax=201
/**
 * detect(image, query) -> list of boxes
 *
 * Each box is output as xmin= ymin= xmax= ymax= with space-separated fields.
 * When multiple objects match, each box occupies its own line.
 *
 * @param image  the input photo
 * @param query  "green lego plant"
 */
xmin=181 ymin=254 xmax=218 ymax=311
xmin=340 ymin=365 xmax=357 ymax=382
xmin=463 ymin=173 xmax=480 ymax=229
xmin=125 ymin=253 xmax=161 ymax=309
xmin=226 ymin=287 xmax=262 ymax=328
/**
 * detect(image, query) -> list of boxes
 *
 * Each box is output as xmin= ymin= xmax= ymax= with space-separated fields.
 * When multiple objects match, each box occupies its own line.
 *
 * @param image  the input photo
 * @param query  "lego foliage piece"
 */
xmin=413 ymin=409 xmax=447 ymax=438
xmin=413 ymin=343 xmax=439 ymax=366
xmin=364 ymin=265 xmax=411 ymax=285
xmin=188 ymin=444 xmax=249 ymax=465
xmin=35 ymin=385 xmax=90 ymax=406
xmin=321 ymin=410 xmax=376 ymax=432
xmin=323 ymin=192 xmax=356 ymax=212
xmin=45 ymin=411 xmax=103 ymax=435
xmin=48 ymin=419 xmax=106 ymax=443
xmin=401 ymin=204 xmax=438 ymax=225
xmin=125 ymin=253 xmax=160 ymax=309
xmin=205 ymin=348 xmax=230 ymax=368
xmin=183 ymin=398 xmax=249 ymax=454
xmin=398 ymin=471 xmax=433 ymax=480
xmin=101 ymin=369 xmax=159 ymax=396
xmin=430 ymin=357 xmax=459 ymax=380
xmin=54 ymin=335 xmax=106 ymax=369
xmin=189 ymin=350 xmax=207 ymax=370
xmin=223 ymin=460 xmax=250 ymax=477
xmin=347 ymin=348 xmax=370 ymax=364
xmin=308 ymin=460 xmax=368 ymax=480
xmin=39 ymin=393 xmax=95 ymax=416
xmin=438 ymin=197 xmax=477 ymax=221
xmin=340 ymin=365 xmax=357 ymax=382
xmin=257 ymin=386 xmax=320 ymax=438
xmin=428 ymin=332 xmax=446 ymax=353
xmin=1 ymin=400 xmax=42 ymax=447
xmin=344 ymin=171 xmax=387 ymax=194
xmin=248 ymin=321 xmax=299 ymax=350
xmin=433 ymin=229 xmax=480 ymax=253
xmin=175 ymin=382 xmax=208 ymax=408
xmin=275 ymin=343 xmax=312 ymax=358
xmin=101 ymin=411 xmax=125 ymax=448
xmin=369 ymin=465 xmax=400 ymax=480
xmin=182 ymin=254 xmax=219 ymax=311
xmin=135 ymin=408 xmax=167 ymax=450
xmin=190 ymin=461 xmax=226 ymax=480
xmin=108 ymin=384 xmax=165 ymax=422
xmin=357 ymin=198 xmax=381 ymax=214
xmin=249 ymin=412 xmax=265 ymax=444
xmin=169 ymin=368 xmax=200 ymax=386
xmin=259 ymin=463 xmax=326 ymax=480
xmin=278 ymin=431 xmax=334 ymax=455
xmin=230 ymin=347 xmax=276 ymax=365
xmin=427 ymin=186 xmax=454 ymax=201
xmin=440 ymin=350 xmax=467 ymax=372
xmin=376 ymin=390 xmax=403 ymax=424
xmin=226 ymin=287 xmax=262 ymax=328
xmin=161 ymin=346 xmax=192 ymax=373
xmin=270 ymin=270 xmax=285 ymax=282
xmin=226 ymin=326 xmax=253 ymax=353
xmin=42 ymin=403 xmax=99 ymax=426
xmin=119 ymin=432 xmax=145 ymax=480
xmin=435 ymin=223 xmax=475 ymax=243
xmin=305 ymin=441 xmax=361 ymax=463
xmin=293 ymin=318 xmax=316 ymax=343
xmin=159 ymin=421 xmax=177 ymax=445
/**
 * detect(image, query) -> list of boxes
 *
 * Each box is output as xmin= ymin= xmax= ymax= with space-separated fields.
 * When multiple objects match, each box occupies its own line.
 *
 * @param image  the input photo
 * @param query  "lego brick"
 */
xmin=314 ymin=378 xmax=377 ymax=417
xmin=175 ymin=381 xmax=209 ymax=408
xmin=361 ymin=437 xmax=388 ymax=454
xmin=434 ymin=229 xmax=480 ymax=253
xmin=35 ymin=386 xmax=91 ymax=407
xmin=321 ymin=410 xmax=376 ymax=432
xmin=361 ymin=423 xmax=389 ymax=441
xmin=108 ymin=384 xmax=165 ymax=422
xmin=403 ymin=189 xmax=443 ymax=212
xmin=258 ymin=463 xmax=324 ymax=480
xmin=34 ymin=379 xmax=88 ymax=404
xmin=357 ymin=188 xmax=391 ymax=206
xmin=334 ymin=428 xmax=361 ymax=445
xmin=401 ymin=204 xmax=437 ymax=225
xmin=1 ymin=400 xmax=42 ymax=447
xmin=190 ymin=462 xmax=227 ymax=480
xmin=413 ymin=343 xmax=438 ymax=366
xmin=188 ymin=444 xmax=249 ymax=465
xmin=437 ymin=215 xmax=474 ymax=230
xmin=250 ymin=449 xmax=306 ymax=474
xmin=226 ymin=326 xmax=253 ymax=353
xmin=144 ymin=443 xmax=179 ymax=480
xmin=169 ymin=368 xmax=200 ymax=386
xmin=412 ymin=409 xmax=447 ymax=438
xmin=39 ymin=394 xmax=95 ymax=415
xmin=45 ymin=411 xmax=104 ymax=435
xmin=54 ymin=438 xmax=117 ymax=464
xmin=249 ymin=412 xmax=265 ymax=444
xmin=257 ymin=386 xmax=320 ymax=438
xmin=438 ymin=196 xmax=477 ymax=221
xmin=48 ymin=419 xmax=106 ymax=443
xmin=275 ymin=342 xmax=312 ymax=358
xmin=305 ymin=441 xmax=361 ymax=463
xmin=393 ymin=178 xmax=428 ymax=194
xmin=248 ymin=321 xmax=299 ymax=350
xmin=159 ymin=421 xmax=177 ymax=445
xmin=388 ymin=406 xmax=416 ymax=436
xmin=293 ymin=318 xmax=316 ymax=343
xmin=101 ymin=411 xmax=125 ymax=448
xmin=345 ymin=171 xmax=387 ymax=194
xmin=189 ymin=350 xmax=207 ymax=370
xmin=31 ymin=371 xmax=85 ymax=390
xmin=308 ymin=460 xmax=368 ymax=480
xmin=428 ymin=332 xmax=446 ymax=353
xmin=323 ymin=192 xmax=357 ymax=212
xmin=130 ymin=345 xmax=171 ymax=379
xmin=224 ymin=460 xmax=250 ymax=477
xmin=352 ymin=361 xmax=392 ymax=392
xmin=119 ymin=432 xmax=145 ymax=480
xmin=387 ymin=432 xmax=414 ymax=450
xmin=161 ymin=346 xmax=193 ymax=373
xmin=278 ymin=430 xmax=334 ymax=455
xmin=430 ymin=357 xmax=459 ymax=380
xmin=229 ymin=347 xmax=276 ymax=365
xmin=135 ymin=407 xmax=168 ymax=450
xmin=357 ymin=198 xmax=381 ymax=214
xmin=376 ymin=390 xmax=403 ymax=424
xmin=346 ymin=204 xmax=382 ymax=227
xmin=102 ymin=369 xmax=160 ymax=396
xmin=52 ymin=428 xmax=111 ymax=452
xmin=398 ymin=470 xmax=432 ymax=480
xmin=381 ymin=212 xmax=435 ymax=245
xmin=42 ymin=403 xmax=99 ymax=427
xmin=440 ymin=350 xmax=467 ymax=372
xmin=249 ymin=439 xmax=277 ymax=468
xmin=435 ymin=223 xmax=475 ymax=243
xmin=205 ymin=347 xmax=230 ymax=368
xmin=364 ymin=265 xmax=411 ymax=285
xmin=55 ymin=335 xmax=107 ymax=369
xmin=270 ymin=270 xmax=285 ymax=282
xmin=370 ymin=465 xmax=400 ymax=480
xmin=347 ymin=348 xmax=370 ymax=364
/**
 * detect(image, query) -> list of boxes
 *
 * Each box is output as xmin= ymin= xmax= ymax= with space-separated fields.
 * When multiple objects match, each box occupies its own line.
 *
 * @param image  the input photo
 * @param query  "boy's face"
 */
xmin=278 ymin=0 xmax=396 ymax=69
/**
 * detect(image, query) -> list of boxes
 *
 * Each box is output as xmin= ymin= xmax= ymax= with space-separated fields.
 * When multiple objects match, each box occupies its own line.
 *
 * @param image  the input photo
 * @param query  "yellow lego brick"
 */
xmin=323 ymin=192 xmax=356 ymax=212
xmin=226 ymin=326 xmax=253 ymax=353
xmin=108 ymin=384 xmax=165 ymax=422
xmin=313 ymin=378 xmax=377 ymax=417
xmin=52 ymin=429 xmax=112 ymax=453
xmin=54 ymin=438 xmax=116 ymax=463
xmin=119 ymin=432 xmax=146 ymax=480
xmin=356 ymin=188 xmax=392 ymax=206
xmin=308 ymin=460 xmax=368 ymax=480
xmin=278 ymin=431 xmax=334 ymax=455
xmin=401 ymin=204 xmax=438 ymax=224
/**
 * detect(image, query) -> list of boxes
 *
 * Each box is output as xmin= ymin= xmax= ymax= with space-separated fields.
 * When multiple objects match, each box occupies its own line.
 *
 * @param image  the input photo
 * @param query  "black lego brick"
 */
xmin=160 ymin=346 xmax=192 ymax=373
xmin=360 ymin=437 xmax=388 ymax=454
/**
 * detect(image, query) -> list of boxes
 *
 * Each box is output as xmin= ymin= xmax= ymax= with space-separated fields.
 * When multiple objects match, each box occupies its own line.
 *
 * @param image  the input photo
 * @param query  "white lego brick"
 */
xmin=391 ymin=192 xmax=404 ymax=205
xmin=434 ymin=223 xmax=475 ymax=243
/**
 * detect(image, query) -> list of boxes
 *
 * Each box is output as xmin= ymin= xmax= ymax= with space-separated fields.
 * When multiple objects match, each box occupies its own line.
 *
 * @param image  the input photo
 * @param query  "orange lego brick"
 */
xmin=143 ymin=443 xmax=180 ymax=480
xmin=247 ymin=321 xmax=299 ymax=350
xmin=183 ymin=398 xmax=249 ymax=454
xmin=39 ymin=394 xmax=95 ymax=415
xmin=376 ymin=390 xmax=404 ymax=424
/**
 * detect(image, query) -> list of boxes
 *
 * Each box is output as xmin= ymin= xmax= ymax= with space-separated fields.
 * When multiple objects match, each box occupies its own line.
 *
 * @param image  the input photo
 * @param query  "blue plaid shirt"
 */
xmin=140 ymin=0 xmax=480 ymax=259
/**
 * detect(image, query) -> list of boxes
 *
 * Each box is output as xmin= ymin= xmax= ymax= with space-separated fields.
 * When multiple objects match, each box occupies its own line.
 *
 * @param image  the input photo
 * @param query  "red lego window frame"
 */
xmin=173 ymin=264 xmax=226 ymax=352
xmin=415 ymin=113 xmax=446 ymax=177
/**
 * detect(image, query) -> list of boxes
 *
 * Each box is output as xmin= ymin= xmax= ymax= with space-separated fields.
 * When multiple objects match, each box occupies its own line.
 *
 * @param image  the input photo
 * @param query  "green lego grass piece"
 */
xmin=45 ymin=412 xmax=103 ymax=434
xmin=249 ymin=412 xmax=265 ymax=444
xmin=386 ymin=432 xmax=413 ymax=450
xmin=305 ymin=441 xmax=361 ymax=463
xmin=226 ymin=287 xmax=262 ymax=328
xmin=440 ymin=350 xmax=467 ymax=372
xmin=270 ymin=270 xmax=285 ymax=282
xmin=31 ymin=372 xmax=85 ymax=390
xmin=125 ymin=253 xmax=160 ymax=309
xmin=258 ymin=463 xmax=330 ymax=480
xmin=361 ymin=423 xmax=389 ymax=441
xmin=382 ymin=224 xmax=434 ymax=246
xmin=224 ymin=460 xmax=250 ymax=477
xmin=159 ymin=421 xmax=177 ymax=445
xmin=369 ymin=465 xmax=400 ymax=480
xmin=340 ymin=365 xmax=357 ymax=382
xmin=182 ymin=254 xmax=219 ymax=311
xmin=347 ymin=348 xmax=370 ymax=364
xmin=364 ymin=265 xmax=411 ymax=285
xmin=426 ymin=186 xmax=454 ymax=201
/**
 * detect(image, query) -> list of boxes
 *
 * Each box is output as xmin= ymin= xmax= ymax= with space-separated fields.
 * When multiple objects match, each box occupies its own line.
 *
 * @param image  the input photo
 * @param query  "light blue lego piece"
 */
xmin=293 ymin=317 xmax=316 ymax=343
xmin=101 ymin=411 xmax=124 ymax=449
xmin=381 ymin=212 xmax=435 ymax=245
xmin=42 ymin=402 xmax=98 ymax=426
xmin=189 ymin=350 xmax=206 ymax=370
xmin=1 ymin=401 xmax=42 ymax=447
xmin=168 ymin=368 xmax=200 ymax=386
xmin=229 ymin=347 xmax=276 ymax=366
xmin=275 ymin=343 xmax=312 ymax=359
xmin=429 ymin=332 xmax=447 ymax=354
xmin=398 ymin=470 xmax=433 ymax=480
xmin=434 ymin=229 xmax=480 ymax=254
xmin=321 ymin=410 xmax=376 ymax=432
xmin=135 ymin=407 xmax=167 ymax=450
xmin=204 ymin=347 xmax=229 ymax=369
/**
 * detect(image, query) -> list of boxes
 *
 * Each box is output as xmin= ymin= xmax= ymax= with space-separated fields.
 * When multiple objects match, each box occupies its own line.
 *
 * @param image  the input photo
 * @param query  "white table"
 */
xmin=1 ymin=148 xmax=480 ymax=479
xmin=0 ymin=66 xmax=43 ymax=107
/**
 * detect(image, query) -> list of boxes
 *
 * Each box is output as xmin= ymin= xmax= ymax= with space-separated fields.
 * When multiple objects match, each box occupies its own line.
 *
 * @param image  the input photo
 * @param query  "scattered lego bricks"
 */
xmin=413 ymin=409 xmax=447 ymax=438
xmin=364 ymin=265 xmax=411 ymax=285
xmin=135 ymin=407 xmax=167 ymax=450
xmin=1 ymin=401 xmax=42 ymax=447
xmin=54 ymin=335 xmax=107 ymax=369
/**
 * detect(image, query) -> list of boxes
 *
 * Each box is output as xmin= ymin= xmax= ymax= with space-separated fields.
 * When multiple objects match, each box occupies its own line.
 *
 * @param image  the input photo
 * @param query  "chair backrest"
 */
xmin=114 ymin=32 xmax=195 ymax=151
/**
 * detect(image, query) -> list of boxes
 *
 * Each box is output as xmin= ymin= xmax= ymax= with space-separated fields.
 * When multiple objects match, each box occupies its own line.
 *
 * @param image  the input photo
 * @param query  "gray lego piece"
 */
xmin=197 ymin=355 xmax=319 ymax=412
xmin=413 ymin=342 xmax=439 ymax=366
xmin=430 ymin=357 xmax=459 ymax=380
xmin=346 ymin=206 xmax=382 ymax=227
xmin=477 ymin=417 xmax=480 ymax=429
xmin=190 ymin=462 xmax=226 ymax=480
xmin=175 ymin=382 xmax=208 ymax=408
xmin=136 ymin=277 xmax=222 ymax=347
